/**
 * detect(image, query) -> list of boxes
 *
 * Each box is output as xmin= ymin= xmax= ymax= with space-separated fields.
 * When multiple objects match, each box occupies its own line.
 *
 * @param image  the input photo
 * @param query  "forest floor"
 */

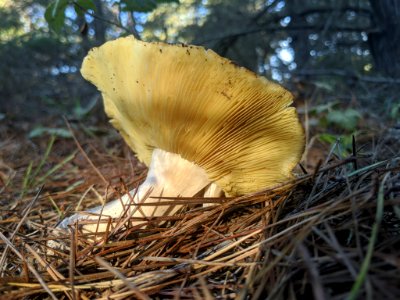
xmin=0 ymin=97 xmax=399 ymax=299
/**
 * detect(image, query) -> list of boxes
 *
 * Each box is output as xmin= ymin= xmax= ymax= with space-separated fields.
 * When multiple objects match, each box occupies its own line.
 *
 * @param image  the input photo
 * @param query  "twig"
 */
xmin=72 ymin=1 xmax=132 ymax=34
xmin=69 ymin=227 xmax=76 ymax=300
xmin=352 ymin=135 xmax=358 ymax=170
xmin=64 ymin=117 xmax=108 ymax=185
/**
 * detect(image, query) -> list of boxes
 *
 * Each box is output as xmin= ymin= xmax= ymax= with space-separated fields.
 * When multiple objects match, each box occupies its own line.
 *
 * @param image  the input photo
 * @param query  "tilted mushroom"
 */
xmin=56 ymin=36 xmax=304 ymax=235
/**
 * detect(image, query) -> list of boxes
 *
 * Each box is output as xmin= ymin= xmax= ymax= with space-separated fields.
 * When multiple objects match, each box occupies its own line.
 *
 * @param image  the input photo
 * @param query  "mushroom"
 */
xmin=56 ymin=36 xmax=304 ymax=236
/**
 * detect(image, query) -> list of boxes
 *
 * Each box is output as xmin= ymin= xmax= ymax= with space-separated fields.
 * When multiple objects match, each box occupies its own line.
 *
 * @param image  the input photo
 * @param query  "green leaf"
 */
xmin=318 ymin=133 xmax=337 ymax=144
xmin=73 ymin=97 xmax=98 ymax=119
xmin=29 ymin=127 xmax=72 ymax=139
xmin=121 ymin=0 xmax=179 ymax=13
xmin=51 ymin=0 xmax=62 ymax=18
xmin=313 ymin=80 xmax=335 ymax=92
xmin=326 ymin=108 xmax=361 ymax=131
xmin=45 ymin=0 xmax=69 ymax=33
xmin=74 ymin=0 xmax=96 ymax=17
xmin=309 ymin=101 xmax=338 ymax=115
xmin=390 ymin=102 xmax=400 ymax=120
xmin=318 ymin=133 xmax=354 ymax=157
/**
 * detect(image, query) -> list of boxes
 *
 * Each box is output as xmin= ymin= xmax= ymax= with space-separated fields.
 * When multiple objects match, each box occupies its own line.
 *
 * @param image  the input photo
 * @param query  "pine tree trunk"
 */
xmin=93 ymin=0 xmax=106 ymax=45
xmin=368 ymin=0 xmax=400 ymax=77
xmin=286 ymin=0 xmax=311 ymax=71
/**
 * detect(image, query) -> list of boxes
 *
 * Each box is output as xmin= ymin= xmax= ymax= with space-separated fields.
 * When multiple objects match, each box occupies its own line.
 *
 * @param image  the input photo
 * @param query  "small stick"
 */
xmin=70 ymin=227 xmax=77 ymax=300
xmin=352 ymin=135 xmax=358 ymax=170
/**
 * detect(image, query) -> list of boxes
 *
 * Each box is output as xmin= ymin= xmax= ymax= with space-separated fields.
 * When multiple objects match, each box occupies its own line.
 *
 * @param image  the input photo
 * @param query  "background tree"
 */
xmin=368 ymin=0 xmax=400 ymax=77
xmin=0 ymin=0 xmax=399 ymax=124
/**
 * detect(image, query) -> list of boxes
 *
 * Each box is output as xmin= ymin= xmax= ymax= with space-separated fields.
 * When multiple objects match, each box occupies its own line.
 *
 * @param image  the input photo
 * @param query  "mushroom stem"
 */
xmin=57 ymin=149 xmax=216 ymax=234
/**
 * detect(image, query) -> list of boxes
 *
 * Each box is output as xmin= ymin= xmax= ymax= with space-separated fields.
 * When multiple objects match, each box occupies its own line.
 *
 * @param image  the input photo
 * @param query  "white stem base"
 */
xmin=51 ymin=149 xmax=221 ymax=244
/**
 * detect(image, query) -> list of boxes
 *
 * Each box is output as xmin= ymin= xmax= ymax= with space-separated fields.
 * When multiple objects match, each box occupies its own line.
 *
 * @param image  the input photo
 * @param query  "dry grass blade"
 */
xmin=198 ymin=276 xmax=214 ymax=300
xmin=142 ymin=256 xmax=258 ymax=267
xmin=94 ymin=256 xmax=150 ymax=300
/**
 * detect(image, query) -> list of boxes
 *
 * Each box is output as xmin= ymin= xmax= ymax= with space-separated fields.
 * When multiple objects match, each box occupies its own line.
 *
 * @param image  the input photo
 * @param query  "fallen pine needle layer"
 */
xmin=0 ymin=128 xmax=399 ymax=300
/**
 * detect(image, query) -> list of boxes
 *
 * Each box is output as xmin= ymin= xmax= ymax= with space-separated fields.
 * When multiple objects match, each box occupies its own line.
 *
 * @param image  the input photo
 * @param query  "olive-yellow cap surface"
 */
xmin=81 ymin=36 xmax=304 ymax=196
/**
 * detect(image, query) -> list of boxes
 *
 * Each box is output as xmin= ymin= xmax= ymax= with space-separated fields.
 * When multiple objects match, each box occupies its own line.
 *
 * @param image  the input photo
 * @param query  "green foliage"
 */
xmin=309 ymin=102 xmax=337 ymax=115
xmin=45 ymin=0 xmax=179 ymax=32
xmin=313 ymin=81 xmax=335 ymax=92
xmin=39 ymin=97 xmax=99 ymax=121
xmin=0 ymin=7 xmax=22 ymax=34
xmin=72 ymin=97 xmax=98 ymax=120
xmin=310 ymin=103 xmax=362 ymax=156
xmin=21 ymin=135 xmax=77 ymax=199
xmin=318 ymin=133 xmax=355 ymax=157
xmin=29 ymin=127 xmax=73 ymax=139
xmin=326 ymin=109 xmax=362 ymax=132
xmin=45 ymin=0 xmax=97 ymax=33
xmin=0 ymin=31 xmax=75 ymax=117
xmin=21 ymin=136 xmax=55 ymax=197
xmin=74 ymin=0 xmax=97 ymax=16
xmin=24 ymin=35 xmax=64 ymax=52
xmin=390 ymin=102 xmax=400 ymax=120
xmin=310 ymin=103 xmax=361 ymax=132
xmin=45 ymin=0 xmax=69 ymax=33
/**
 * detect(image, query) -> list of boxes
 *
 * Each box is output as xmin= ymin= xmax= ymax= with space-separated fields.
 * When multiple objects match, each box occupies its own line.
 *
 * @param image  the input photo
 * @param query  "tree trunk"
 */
xmin=93 ymin=0 xmax=106 ymax=45
xmin=286 ymin=0 xmax=312 ymax=71
xmin=368 ymin=0 xmax=400 ymax=77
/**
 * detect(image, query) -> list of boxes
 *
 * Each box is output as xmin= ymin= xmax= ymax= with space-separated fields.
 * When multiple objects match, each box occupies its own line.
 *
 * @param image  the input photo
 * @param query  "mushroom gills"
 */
xmin=57 ymin=148 xmax=220 ymax=235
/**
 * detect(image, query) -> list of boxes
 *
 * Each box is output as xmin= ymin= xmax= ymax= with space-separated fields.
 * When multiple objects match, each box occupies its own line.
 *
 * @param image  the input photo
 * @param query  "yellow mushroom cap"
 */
xmin=81 ymin=36 xmax=304 ymax=196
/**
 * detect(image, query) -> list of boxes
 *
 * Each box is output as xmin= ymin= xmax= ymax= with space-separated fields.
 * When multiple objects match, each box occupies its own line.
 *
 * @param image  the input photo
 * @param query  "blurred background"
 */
xmin=0 ymin=0 xmax=399 ymax=141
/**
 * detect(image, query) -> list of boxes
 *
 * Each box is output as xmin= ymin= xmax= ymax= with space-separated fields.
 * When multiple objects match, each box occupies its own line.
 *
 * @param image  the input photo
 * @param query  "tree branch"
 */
xmin=295 ymin=6 xmax=371 ymax=19
xmin=294 ymin=69 xmax=400 ymax=83
xmin=72 ymin=1 xmax=131 ymax=34
xmin=202 ymin=5 xmax=373 ymax=46
xmin=199 ymin=25 xmax=375 ymax=45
